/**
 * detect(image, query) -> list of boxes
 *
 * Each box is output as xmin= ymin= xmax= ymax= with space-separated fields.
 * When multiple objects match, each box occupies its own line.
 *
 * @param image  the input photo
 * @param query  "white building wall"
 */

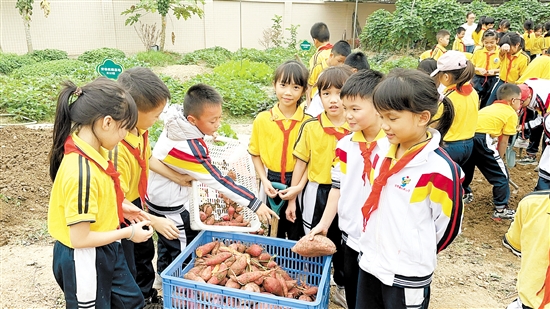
xmin=0 ymin=0 xmax=394 ymax=55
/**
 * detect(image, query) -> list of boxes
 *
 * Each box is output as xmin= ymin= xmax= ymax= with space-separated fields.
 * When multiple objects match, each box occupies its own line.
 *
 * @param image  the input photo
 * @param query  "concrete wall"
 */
xmin=0 ymin=0 xmax=394 ymax=55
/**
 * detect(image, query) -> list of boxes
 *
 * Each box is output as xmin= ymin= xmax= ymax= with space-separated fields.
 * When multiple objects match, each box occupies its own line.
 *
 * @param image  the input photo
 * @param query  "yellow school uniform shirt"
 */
xmin=48 ymin=133 xmax=119 ymax=248
xmin=517 ymin=55 xmax=550 ymax=83
xmin=308 ymin=46 xmax=332 ymax=98
xmin=504 ymin=192 xmax=550 ymax=309
xmin=523 ymin=31 xmax=535 ymax=52
xmin=544 ymin=36 xmax=550 ymax=51
xmin=471 ymin=47 xmax=500 ymax=75
xmin=475 ymin=102 xmax=518 ymax=137
xmin=431 ymin=44 xmax=447 ymax=61
xmin=531 ymin=36 xmax=544 ymax=55
xmin=500 ymin=50 xmax=530 ymax=83
xmin=472 ymin=28 xmax=485 ymax=47
xmin=293 ymin=112 xmax=350 ymax=184
xmin=441 ymin=84 xmax=479 ymax=141
xmin=387 ymin=131 xmax=432 ymax=168
xmin=419 ymin=50 xmax=432 ymax=61
xmin=249 ymin=104 xmax=310 ymax=173
xmin=452 ymin=36 xmax=466 ymax=52
xmin=114 ymin=129 xmax=151 ymax=202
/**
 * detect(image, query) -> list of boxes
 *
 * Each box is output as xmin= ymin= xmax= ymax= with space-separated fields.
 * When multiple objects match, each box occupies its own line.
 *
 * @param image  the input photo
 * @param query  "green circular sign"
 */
xmin=300 ymin=40 xmax=312 ymax=51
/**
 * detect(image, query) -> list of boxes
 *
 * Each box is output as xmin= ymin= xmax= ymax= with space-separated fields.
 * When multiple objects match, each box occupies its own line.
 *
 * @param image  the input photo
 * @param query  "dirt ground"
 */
xmin=0 ymin=124 xmax=535 ymax=308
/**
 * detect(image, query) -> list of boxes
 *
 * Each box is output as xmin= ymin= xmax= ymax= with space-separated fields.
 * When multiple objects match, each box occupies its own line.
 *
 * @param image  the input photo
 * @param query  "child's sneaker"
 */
xmin=463 ymin=193 xmax=474 ymax=204
xmin=517 ymin=154 xmax=537 ymax=165
xmin=332 ymin=286 xmax=348 ymax=309
xmin=492 ymin=208 xmax=516 ymax=221
xmin=502 ymin=237 xmax=521 ymax=257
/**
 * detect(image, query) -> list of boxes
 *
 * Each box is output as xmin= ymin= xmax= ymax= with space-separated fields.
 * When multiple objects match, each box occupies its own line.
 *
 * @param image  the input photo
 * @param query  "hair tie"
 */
xmin=68 ymin=87 xmax=82 ymax=105
xmin=74 ymin=87 xmax=82 ymax=97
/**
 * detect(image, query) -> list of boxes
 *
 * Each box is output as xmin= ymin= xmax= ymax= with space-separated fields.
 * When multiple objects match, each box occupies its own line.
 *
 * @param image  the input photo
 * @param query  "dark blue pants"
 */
xmin=463 ymin=133 xmax=510 ymax=208
xmin=473 ymin=75 xmax=498 ymax=109
xmin=535 ymin=169 xmax=550 ymax=191
xmin=442 ymin=138 xmax=473 ymax=190
xmin=53 ymin=241 xmax=143 ymax=309
xmin=465 ymin=45 xmax=475 ymax=53
xmin=486 ymin=79 xmax=505 ymax=106
xmin=267 ymin=169 xmax=305 ymax=241
xmin=342 ymin=240 xmax=360 ymax=309
xmin=527 ymin=124 xmax=544 ymax=155
xmin=355 ymin=269 xmax=430 ymax=309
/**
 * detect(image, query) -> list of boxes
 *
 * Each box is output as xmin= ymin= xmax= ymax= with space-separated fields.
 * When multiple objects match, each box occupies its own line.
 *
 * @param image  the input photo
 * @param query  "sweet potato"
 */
xmin=199 ymin=265 xmax=213 ymax=281
xmin=276 ymin=272 xmax=288 ymax=298
xmin=211 ymin=241 xmax=221 ymax=255
xmin=298 ymin=295 xmax=312 ymax=302
xmin=205 ymin=215 xmax=215 ymax=225
xmin=203 ymin=252 xmax=232 ymax=266
xmin=195 ymin=241 xmax=218 ymax=258
xmin=276 ymin=268 xmax=292 ymax=281
xmin=235 ymin=270 xmax=266 ymax=285
xmin=258 ymin=252 xmax=272 ymax=262
xmin=245 ymin=244 xmax=263 ymax=257
xmin=285 ymin=280 xmax=297 ymax=289
xmin=235 ymin=206 xmax=243 ymax=213
xmin=263 ymin=277 xmax=284 ymax=296
xmin=229 ymin=254 xmax=248 ymax=276
xmin=291 ymin=235 xmax=336 ymax=257
xmin=225 ymin=278 xmax=241 ymax=289
xmin=204 ymin=204 xmax=213 ymax=216
xmin=222 ymin=214 xmax=230 ymax=221
xmin=287 ymin=287 xmax=300 ymax=299
xmin=227 ymin=206 xmax=235 ymax=218
xmin=266 ymin=260 xmax=278 ymax=269
xmin=301 ymin=286 xmax=318 ymax=296
xmin=233 ymin=214 xmax=244 ymax=223
xmin=242 ymin=282 xmax=261 ymax=293
xmin=199 ymin=211 xmax=207 ymax=222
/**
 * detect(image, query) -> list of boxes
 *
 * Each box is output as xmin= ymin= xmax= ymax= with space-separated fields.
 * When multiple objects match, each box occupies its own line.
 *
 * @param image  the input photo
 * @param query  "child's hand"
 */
xmin=278 ymin=186 xmax=301 ymax=201
xmin=308 ymin=223 xmax=329 ymax=240
xmin=478 ymin=68 xmax=487 ymax=75
xmin=256 ymin=203 xmax=279 ymax=224
xmin=285 ymin=199 xmax=297 ymax=223
xmin=263 ymin=181 xmax=278 ymax=198
xmin=150 ymin=216 xmax=179 ymax=240
xmin=175 ymin=173 xmax=195 ymax=187
xmin=122 ymin=202 xmax=150 ymax=224
xmin=501 ymin=43 xmax=510 ymax=52
xmin=129 ymin=220 xmax=153 ymax=243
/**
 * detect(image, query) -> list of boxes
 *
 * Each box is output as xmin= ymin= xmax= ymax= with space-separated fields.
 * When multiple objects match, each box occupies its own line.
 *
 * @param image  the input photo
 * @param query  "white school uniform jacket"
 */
xmin=538 ymin=114 xmax=550 ymax=177
xmin=523 ymin=79 xmax=550 ymax=130
xmin=358 ymin=129 xmax=464 ymax=288
xmin=331 ymin=130 xmax=385 ymax=252
xmin=147 ymin=105 xmax=261 ymax=211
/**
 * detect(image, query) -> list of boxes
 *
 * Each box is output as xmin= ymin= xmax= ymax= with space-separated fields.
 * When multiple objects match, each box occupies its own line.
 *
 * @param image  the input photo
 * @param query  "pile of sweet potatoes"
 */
xmin=199 ymin=202 xmax=252 ymax=227
xmin=182 ymin=241 xmax=319 ymax=303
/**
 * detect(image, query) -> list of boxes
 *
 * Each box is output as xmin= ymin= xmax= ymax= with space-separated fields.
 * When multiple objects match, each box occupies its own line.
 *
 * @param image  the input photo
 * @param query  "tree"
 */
xmin=122 ymin=0 xmax=204 ymax=52
xmin=15 ymin=0 xmax=50 ymax=53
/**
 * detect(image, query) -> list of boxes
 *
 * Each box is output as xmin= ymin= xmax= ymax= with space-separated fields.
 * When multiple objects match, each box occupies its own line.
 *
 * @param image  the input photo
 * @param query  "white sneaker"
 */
xmin=332 ymin=286 xmax=348 ymax=308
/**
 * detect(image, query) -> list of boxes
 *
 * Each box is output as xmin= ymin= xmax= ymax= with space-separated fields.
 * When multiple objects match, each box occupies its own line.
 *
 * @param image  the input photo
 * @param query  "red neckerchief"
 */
xmin=504 ymin=53 xmax=517 ymax=83
xmin=537 ymin=249 xmax=550 ymax=309
xmin=316 ymin=114 xmax=350 ymax=141
xmin=445 ymin=83 xmax=474 ymax=96
xmin=359 ymin=139 xmax=377 ymax=185
xmin=64 ymin=136 xmax=125 ymax=226
xmin=318 ymin=43 xmax=333 ymax=51
xmin=361 ymin=142 xmax=429 ymax=231
xmin=120 ymin=130 xmax=149 ymax=210
xmin=482 ymin=49 xmax=497 ymax=85
xmin=459 ymin=41 xmax=466 ymax=52
xmin=270 ymin=109 xmax=299 ymax=184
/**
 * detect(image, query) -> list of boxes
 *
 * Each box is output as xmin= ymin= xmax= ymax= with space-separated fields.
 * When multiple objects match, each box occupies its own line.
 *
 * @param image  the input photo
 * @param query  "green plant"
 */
xmin=160 ymin=75 xmax=188 ymax=105
xmin=361 ymin=9 xmax=394 ymax=52
xmin=77 ymin=48 xmax=126 ymax=63
xmin=0 ymin=53 xmax=36 ymax=75
xmin=179 ymin=47 xmax=232 ymax=68
xmin=15 ymin=0 xmax=50 ymax=53
xmin=259 ymin=15 xmax=284 ymax=49
xmin=285 ymin=24 xmax=300 ymax=49
xmin=9 ymin=59 xmax=96 ymax=80
xmin=217 ymin=122 xmax=237 ymax=139
xmin=376 ymin=56 xmax=419 ymax=74
xmin=27 ymin=49 xmax=68 ymax=62
xmin=213 ymin=60 xmax=273 ymax=86
xmin=135 ymin=50 xmax=181 ymax=66
xmin=148 ymin=120 xmax=164 ymax=147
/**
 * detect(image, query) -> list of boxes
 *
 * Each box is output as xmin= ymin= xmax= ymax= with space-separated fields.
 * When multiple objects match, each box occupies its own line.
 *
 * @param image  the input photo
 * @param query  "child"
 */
xmin=48 ymin=77 xmax=153 ymax=309
xmin=473 ymin=16 xmax=495 ymax=48
xmin=431 ymin=51 xmax=478 ymax=181
xmin=356 ymin=69 xmax=463 ymax=309
xmin=486 ymin=32 xmax=530 ymax=105
xmin=344 ymin=51 xmax=370 ymax=72
xmin=249 ymin=60 xmax=310 ymax=240
xmin=471 ymin=30 xmax=500 ymax=108
xmin=115 ymin=67 xmax=181 ymax=306
xmin=534 ymin=113 xmax=550 ymax=190
xmin=306 ymin=40 xmax=352 ymax=117
xmin=530 ymin=24 xmax=545 ymax=60
xmin=517 ymin=53 xmax=550 ymax=82
xmin=453 ymin=26 xmax=466 ymax=52
xmin=523 ymin=20 xmax=535 ymax=57
xmin=430 ymin=29 xmax=451 ymax=61
xmin=497 ymin=19 xmax=511 ymax=40
xmin=502 ymin=190 xmax=550 ymax=309
xmin=308 ymin=69 xmax=385 ymax=309
xmin=544 ymin=22 xmax=550 ymax=54
xmin=307 ymin=22 xmax=332 ymax=102
xmin=283 ymin=65 xmax=353 ymax=308
xmin=462 ymin=83 xmax=525 ymax=220
xmin=146 ymin=84 xmax=277 ymax=275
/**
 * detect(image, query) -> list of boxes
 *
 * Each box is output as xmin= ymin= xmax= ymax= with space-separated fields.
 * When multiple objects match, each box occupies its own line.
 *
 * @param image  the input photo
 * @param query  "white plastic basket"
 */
xmin=188 ymin=135 xmax=261 ymax=232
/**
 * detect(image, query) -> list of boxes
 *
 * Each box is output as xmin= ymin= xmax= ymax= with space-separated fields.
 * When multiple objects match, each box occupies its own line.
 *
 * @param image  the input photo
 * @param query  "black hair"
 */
xmin=436 ymin=61 xmax=475 ymax=93
xmin=310 ymin=22 xmax=330 ymax=43
xmin=344 ymin=51 xmax=370 ymax=71
xmin=534 ymin=24 xmax=543 ymax=32
xmin=118 ymin=67 xmax=171 ymax=112
xmin=500 ymin=32 xmax=522 ymax=47
xmin=436 ymin=29 xmax=451 ymax=41
xmin=340 ymin=69 xmax=384 ymax=100
xmin=273 ymin=60 xmax=309 ymax=105
xmin=372 ymin=69 xmax=454 ymax=141
xmin=417 ymin=58 xmax=437 ymax=76
xmin=482 ymin=29 xmax=498 ymax=41
xmin=466 ymin=11 xmax=475 ymax=19
xmin=475 ymin=16 xmax=486 ymax=33
xmin=499 ymin=19 xmax=511 ymax=30
xmin=183 ymin=83 xmax=223 ymax=119
xmin=315 ymin=65 xmax=354 ymax=92
xmin=456 ymin=26 xmax=466 ymax=34
xmin=483 ymin=17 xmax=495 ymax=26
xmin=497 ymin=83 xmax=521 ymax=100
xmin=331 ymin=40 xmax=352 ymax=57
xmin=49 ymin=77 xmax=137 ymax=181
xmin=524 ymin=20 xmax=534 ymax=31
xmin=545 ymin=22 xmax=550 ymax=32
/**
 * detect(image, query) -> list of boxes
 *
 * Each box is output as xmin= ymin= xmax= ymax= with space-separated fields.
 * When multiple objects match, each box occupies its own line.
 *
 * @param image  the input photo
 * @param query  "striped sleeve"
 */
xmin=293 ymin=119 xmax=315 ymax=163
xmin=64 ymin=155 xmax=97 ymax=225
xmin=331 ymin=146 xmax=347 ymax=189
xmin=184 ymin=139 xmax=261 ymax=212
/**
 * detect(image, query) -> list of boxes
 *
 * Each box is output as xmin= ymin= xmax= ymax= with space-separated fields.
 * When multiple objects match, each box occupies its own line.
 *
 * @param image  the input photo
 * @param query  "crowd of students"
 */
xmin=45 ymin=16 xmax=550 ymax=309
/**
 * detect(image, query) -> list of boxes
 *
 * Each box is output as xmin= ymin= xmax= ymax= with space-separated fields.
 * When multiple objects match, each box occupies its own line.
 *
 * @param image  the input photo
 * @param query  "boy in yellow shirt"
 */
xmin=430 ymin=29 xmax=450 ymax=60
xmin=471 ymin=30 xmax=500 ymax=108
xmin=307 ymin=22 xmax=332 ymax=103
xmin=453 ymin=26 xmax=466 ymax=52
xmin=462 ymin=83 xmax=526 ymax=221
xmin=531 ymin=24 xmax=545 ymax=59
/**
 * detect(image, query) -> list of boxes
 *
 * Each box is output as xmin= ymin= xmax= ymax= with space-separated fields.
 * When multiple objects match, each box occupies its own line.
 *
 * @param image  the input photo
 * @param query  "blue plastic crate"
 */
xmin=161 ymin=231 xmax=332 ymax=309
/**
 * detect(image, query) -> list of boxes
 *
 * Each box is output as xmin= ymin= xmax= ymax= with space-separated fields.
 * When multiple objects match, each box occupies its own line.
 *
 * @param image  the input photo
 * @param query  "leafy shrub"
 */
xmin=179 ymin=47 xmax=232 ymax=68
xmin=135 ymin=51 xmax=181 ymax=67
xmin=361 ymin=9 xmax=394 ymax=52
xmin=233 ymin=47 xmax=312 ymax=70
xmin=213 ymin=60 xmax=273 ymax=86
xmin=77 ymin=48 xmax=126 ymax=63
xmin=160 ymin=75 xmax=188 ymax=105
xmin=374 ymin=56 xmax=419 ymax=74
xmin=10 ymin=59 xmax=96 ymax=81
xmin=0 ymin=53 xmax=36 ymax=75
xmin=27 ymin=49 xmax=68 ymax=62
